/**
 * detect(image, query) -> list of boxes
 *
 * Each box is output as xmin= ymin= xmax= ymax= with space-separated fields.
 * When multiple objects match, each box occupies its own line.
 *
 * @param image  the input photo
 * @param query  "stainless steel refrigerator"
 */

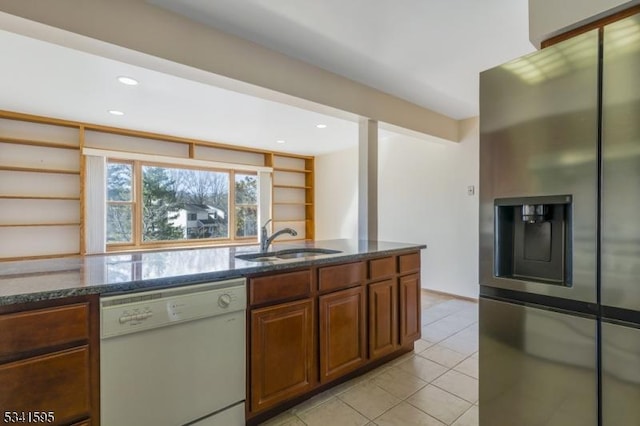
xmin=479 ymin=14 xmax=640 ymax=426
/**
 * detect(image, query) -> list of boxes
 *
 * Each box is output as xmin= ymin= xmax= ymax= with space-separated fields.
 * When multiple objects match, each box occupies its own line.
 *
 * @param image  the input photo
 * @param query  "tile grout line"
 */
xmin=265 ymin=292 xmax=478 ymax=426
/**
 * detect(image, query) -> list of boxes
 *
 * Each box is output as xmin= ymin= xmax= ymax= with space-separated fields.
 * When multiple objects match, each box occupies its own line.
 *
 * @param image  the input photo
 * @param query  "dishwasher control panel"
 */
xmin=100 ymin=279 xmax=246 ymax=339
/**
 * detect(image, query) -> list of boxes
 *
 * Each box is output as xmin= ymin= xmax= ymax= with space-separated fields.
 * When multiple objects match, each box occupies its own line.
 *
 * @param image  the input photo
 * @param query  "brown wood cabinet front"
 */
xmin=0 ymin=347 xmax=91 ymax=425
xmin=318 ymin=261 xmax=364 ymax=293
xmin=0 ymin=296 xmax=98 ymax=426
xmin=248 ymin=252 xmax=422 ymax=420
xmin=369 ymin=256 xmax=396 ymax=280
xmin=399 ymin=273 xmax=421 ymax=345
xmin=250 ymin=298 xmax=314 ymax=412
xmin=0 ymin=303 xmax=89 ymax=361
xmin=368 ymin=279 xmax=398 ymax=359
xmin=319 ymin=286 xmax=366 ymax=383
xmin=250 ymin=269 xmax=311 ymax=306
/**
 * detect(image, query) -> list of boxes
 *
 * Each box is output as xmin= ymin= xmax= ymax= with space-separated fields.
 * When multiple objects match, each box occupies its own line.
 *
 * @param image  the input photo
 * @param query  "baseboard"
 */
xmin=421 ymin=287 xmax=478 ymax=303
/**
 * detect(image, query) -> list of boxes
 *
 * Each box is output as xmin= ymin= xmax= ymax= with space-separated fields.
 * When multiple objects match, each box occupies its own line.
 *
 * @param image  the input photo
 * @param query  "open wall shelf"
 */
xmin=0 ymin=114 xmax=82 ymax=260
xmin=268 ymin=154 xmax=314 ymax=240
xmin=0 ymin=109 xmax=316 ymax=260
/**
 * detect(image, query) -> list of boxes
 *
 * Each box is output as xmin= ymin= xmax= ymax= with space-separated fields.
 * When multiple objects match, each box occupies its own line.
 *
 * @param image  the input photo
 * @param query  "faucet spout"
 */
xmin=260 ymin=220 xmax=297 ymax=252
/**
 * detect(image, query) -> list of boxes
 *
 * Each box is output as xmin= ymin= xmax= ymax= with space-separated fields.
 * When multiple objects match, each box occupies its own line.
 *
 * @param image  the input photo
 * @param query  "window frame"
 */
xmin=233 ymin=172 xmax=260 ymax=240
xmin=105 ymin=160 xmax=136 ymax=247
xmin=106 ymin=158 xmax=259 ymax=251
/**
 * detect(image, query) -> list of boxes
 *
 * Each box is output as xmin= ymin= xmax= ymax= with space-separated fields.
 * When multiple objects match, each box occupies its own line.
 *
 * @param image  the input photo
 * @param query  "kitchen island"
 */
xmin=0 ymin=239 xmax=425 ymax=425
xmin=0 ymin=239 xmax=424 ymax=305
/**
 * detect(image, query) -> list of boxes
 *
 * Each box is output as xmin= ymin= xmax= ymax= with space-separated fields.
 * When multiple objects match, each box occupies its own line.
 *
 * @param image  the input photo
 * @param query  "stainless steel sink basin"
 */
xmin=275 ymin=248 xmax=341 ymax=259
xmin=236 ymin=248 xmax=342 ymax=262
xmin=235 ymin=252 xmax=279 ymax=262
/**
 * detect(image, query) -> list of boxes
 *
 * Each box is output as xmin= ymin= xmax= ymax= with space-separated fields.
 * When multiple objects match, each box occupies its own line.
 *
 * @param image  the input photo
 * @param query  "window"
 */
xmin=106 ymin=162 xmax=133 ymax=243
xmin=235 ymin=174 xmax=258 ymax=238
xmin=106 ymin=160 xmax=258 ymax=249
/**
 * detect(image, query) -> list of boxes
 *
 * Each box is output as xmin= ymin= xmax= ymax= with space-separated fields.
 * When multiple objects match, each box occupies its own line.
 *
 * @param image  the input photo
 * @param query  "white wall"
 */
xmin=315 ymin=118 xmax=480 ymax=299
xmin=529 ymin=0 xmax=640 ymax=46
xmin=315 ymin=146 xmax=359 ymax=240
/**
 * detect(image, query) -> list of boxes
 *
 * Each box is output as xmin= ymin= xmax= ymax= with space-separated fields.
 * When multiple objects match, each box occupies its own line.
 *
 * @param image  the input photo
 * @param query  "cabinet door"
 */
xmin=319 ymin=286 xmax=366 ymax=383
xmin=399 ymin=273 xmax=421 ymax=345
xmin=368 ymin=279 xmax=398 ymax=359
xmin=0 ymin=346 xmax=91 ymax=426
xmin=250 ymin=299 xmax=314 ymax=412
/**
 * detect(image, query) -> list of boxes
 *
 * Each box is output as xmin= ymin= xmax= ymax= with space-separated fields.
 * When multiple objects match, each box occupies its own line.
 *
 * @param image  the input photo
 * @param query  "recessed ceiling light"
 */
xmin=276 ymin=140 xmax=285 ymax=144
xmin=316 ymin=124 xmax=327 ymax=129
xmin=108 ymin=110 xmax=125 ymax=116
xmin=117 ymin=76 xmax=139 ymax=86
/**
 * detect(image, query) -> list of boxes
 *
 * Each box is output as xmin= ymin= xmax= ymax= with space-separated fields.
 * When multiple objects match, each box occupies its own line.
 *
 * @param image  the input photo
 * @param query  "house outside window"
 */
xmin=106 ymin=160 xmax=258 ymax=250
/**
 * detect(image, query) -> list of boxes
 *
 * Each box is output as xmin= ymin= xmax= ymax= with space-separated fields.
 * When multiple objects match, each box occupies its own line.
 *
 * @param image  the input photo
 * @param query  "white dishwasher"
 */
xmin=100 ymin=278 xmax=246 ymax=426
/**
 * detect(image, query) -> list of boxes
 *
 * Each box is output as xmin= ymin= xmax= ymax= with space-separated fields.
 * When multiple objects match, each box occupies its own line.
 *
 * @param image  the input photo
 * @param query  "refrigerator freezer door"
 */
xmin=479 ymin=298 xmax=597 ymax=426
xmin=602 ymin=321 xmax=640 ymax=426
xmin=479 ymin=29 xmax=599 ymax=303
xmin=602 ymin=14 xmax=640 ymax=312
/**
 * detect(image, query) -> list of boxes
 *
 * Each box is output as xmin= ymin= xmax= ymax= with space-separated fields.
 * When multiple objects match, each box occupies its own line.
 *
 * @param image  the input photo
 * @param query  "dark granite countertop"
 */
xmin=0 ymin=240 xmax=426 ymax=306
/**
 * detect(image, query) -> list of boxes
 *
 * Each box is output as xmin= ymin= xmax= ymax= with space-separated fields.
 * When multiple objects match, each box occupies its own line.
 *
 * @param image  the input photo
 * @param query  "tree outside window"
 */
xmin=106 ymin=162 xmax=133 ymax=243
xmin=235 ymin=174 xmax=258 ymax=238
xmin=106 ymin=160 xmax=256 ymax=249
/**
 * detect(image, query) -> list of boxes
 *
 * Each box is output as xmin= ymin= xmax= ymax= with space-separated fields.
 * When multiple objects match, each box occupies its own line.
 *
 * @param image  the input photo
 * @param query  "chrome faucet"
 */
xmin=260 ymin=219 xmax=298 ymax=252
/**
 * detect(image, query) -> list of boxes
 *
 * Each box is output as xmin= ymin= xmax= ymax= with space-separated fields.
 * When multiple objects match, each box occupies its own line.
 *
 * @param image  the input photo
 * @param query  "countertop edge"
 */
xmin=0 ymin=242 xmax=426 ymax=306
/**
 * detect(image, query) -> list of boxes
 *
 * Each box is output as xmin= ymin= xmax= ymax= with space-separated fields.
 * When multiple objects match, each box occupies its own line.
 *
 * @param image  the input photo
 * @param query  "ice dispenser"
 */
xmin=494 ymin=195 xmax=573 ymax=285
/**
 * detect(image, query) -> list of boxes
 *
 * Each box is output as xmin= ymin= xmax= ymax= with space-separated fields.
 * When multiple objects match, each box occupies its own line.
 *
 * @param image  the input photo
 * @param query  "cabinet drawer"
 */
xmin=399 ymin=252 xmax=420 ymax=274
xmin=368 ymin=256 xmax=396 ymax=280
xmin=318 ymin=262 xmax=364 ymax=293
xmin=0 ymin=346 xmax=91 ymax=426
xmin=250 ymin=270 xmax=311 ymax=305
xmin=0 ymin=303 xmax=89 ymax=359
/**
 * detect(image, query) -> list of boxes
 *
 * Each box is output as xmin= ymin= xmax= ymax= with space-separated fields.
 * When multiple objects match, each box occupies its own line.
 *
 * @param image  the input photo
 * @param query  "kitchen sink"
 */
xmin=236 ymin=248 xmax=342 ymax=262
xmin=275 ymin=248 xmax=341 ymax=259
xmin=235 ymin=252 xmax=280 ymax=262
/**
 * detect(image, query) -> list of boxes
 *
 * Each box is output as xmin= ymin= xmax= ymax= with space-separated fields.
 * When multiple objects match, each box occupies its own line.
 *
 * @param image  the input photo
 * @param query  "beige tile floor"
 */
xmin=260 ymin=291 xmax=479 ymax=426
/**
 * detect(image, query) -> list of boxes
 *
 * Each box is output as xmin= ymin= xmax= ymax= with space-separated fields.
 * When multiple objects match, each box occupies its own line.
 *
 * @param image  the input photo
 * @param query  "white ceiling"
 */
xmin=150 ymin=0 xmax=536 ymax=119
xmin=0 ymin=28 xmax=358 ymax=156
xmin=0 ymin=1 xmax=535 ymax=155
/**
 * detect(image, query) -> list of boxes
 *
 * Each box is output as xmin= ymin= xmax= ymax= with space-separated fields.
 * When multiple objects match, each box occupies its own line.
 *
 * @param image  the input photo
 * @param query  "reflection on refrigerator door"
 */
xmin=479 ymin=298 xmax=597 ymax=426
xmin=602 ymin=322 xmax=640 ymax=426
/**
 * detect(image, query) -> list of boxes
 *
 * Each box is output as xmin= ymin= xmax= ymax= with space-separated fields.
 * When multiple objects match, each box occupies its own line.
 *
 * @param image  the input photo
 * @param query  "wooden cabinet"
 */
xmin=247 ymin=251 xmax=422 ymax=422
xmin=369 ymin=256 xmax=396 ymax=281
xmin=399 ymin=252 xmax=421 ymax=274
xmin=0 ymin=296 xmax=99 ymax=426
xmin=318 ymin=261 xmax=364 ymax=293
xmin=368 ymin=279 xmax=398 ymax=359
xmin=0 ymin=347 xmax=91 ymax=423
xmin=399 ymin=273 xmax=421 ymax=345
xmin=319 ymin=286 xmax=366 ymax=383
xmin=249 ymin=269 xmax=311 ymax=306
xmin=250 ymin=298 xmax=314 ymax=413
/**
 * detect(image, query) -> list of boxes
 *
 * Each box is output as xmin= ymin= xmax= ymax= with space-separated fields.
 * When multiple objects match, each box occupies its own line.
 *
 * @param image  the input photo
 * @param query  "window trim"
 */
xmin=233 ymin=172 xmax=259 ymax=240
xmin=105 ymin=159 xmax=262 ymax=252
xmin=106 ymin=160 xmax=136 ymax=245
xmin=84 ymin=147 xmax=272 ymax=173
xmin=82 ymin=148 xmax=273 ymax=253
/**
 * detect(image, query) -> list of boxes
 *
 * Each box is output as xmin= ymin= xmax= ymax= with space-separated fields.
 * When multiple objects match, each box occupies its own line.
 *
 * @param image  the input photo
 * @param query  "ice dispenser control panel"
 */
xmin=494 ymin=195 xmax=573 ymax=285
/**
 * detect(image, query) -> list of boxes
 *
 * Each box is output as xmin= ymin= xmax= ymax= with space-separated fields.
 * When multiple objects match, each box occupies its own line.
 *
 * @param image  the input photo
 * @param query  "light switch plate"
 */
xmin=467 ymin=185 xmax=475 ymax=196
